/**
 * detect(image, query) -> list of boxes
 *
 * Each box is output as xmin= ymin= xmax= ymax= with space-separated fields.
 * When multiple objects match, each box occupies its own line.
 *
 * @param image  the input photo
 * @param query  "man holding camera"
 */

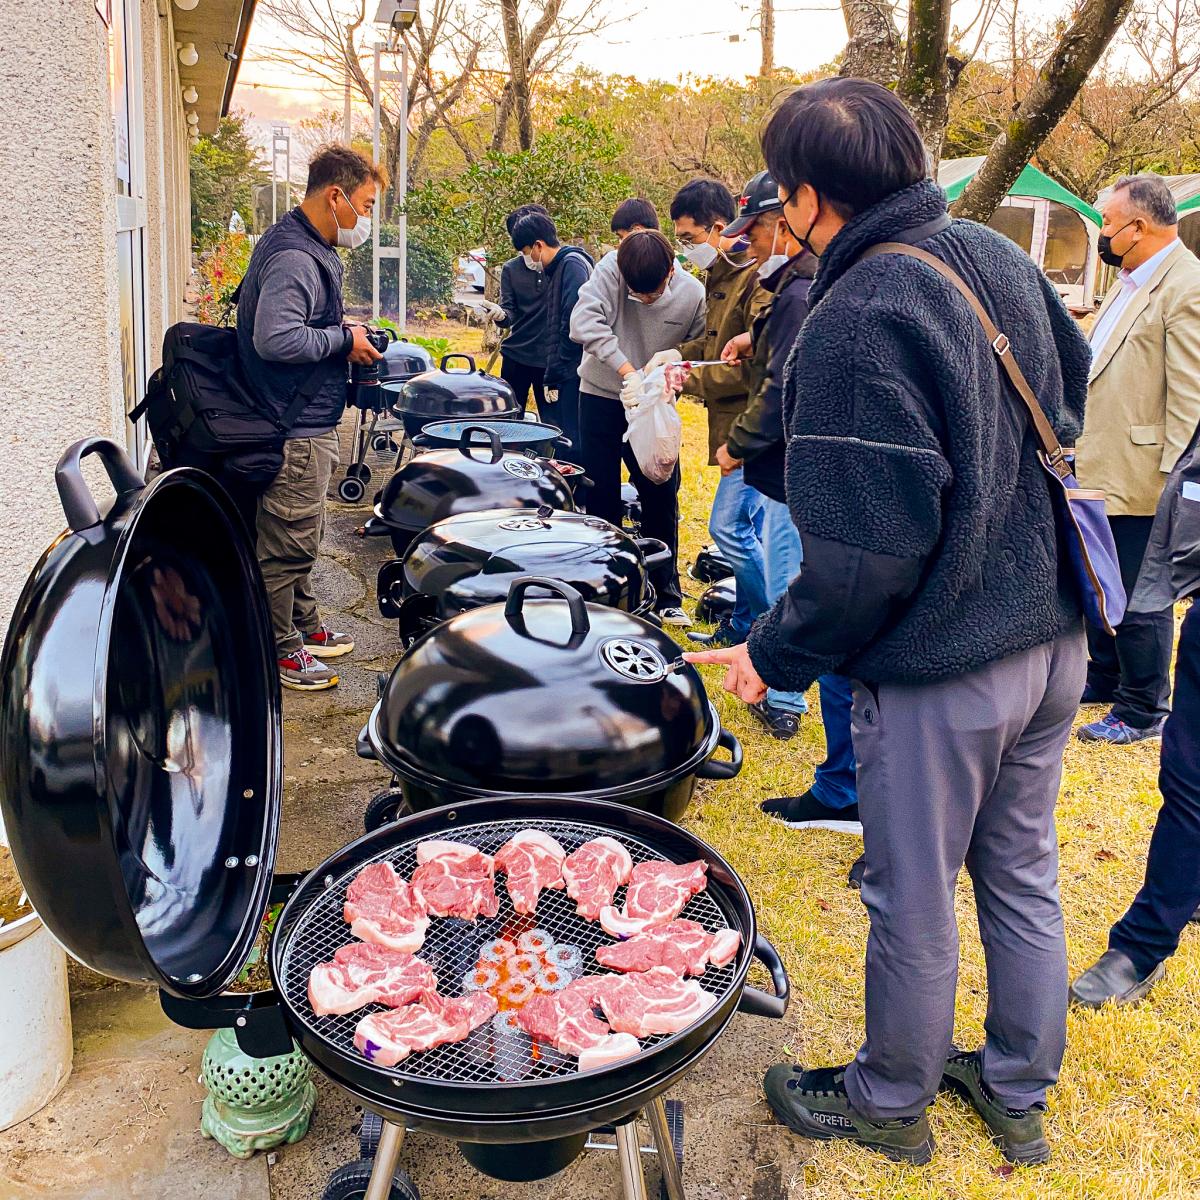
xmin=237 ymin=143 xmax=385 ymax=691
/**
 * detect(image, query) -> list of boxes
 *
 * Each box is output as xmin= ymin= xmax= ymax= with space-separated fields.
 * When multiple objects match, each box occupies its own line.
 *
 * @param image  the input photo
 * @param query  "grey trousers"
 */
xmin=256 ymin=430 xmax=340 ymax=654
xmin=843 ymin=630 xmax=1087 ymax=1120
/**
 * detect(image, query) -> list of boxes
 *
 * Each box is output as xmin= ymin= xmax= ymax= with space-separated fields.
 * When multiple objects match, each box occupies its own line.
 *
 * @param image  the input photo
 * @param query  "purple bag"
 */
xmin=861 ymin=242 xmax=1126 ymax=635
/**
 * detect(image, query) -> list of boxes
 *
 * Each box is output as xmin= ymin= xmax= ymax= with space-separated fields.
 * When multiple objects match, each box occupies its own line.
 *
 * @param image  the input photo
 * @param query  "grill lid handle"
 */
xmin=440 ymin=353 xmax=478 ymax=373
xmin=457 ymin=424 xmax=504 ymax=463
xmin=505 ymin=576 xmax=590 ymax=637
xmin=55 ymin=437 xmax=145 ymax=531
xmin=736 ymin=933 xmax=790 ymax=1019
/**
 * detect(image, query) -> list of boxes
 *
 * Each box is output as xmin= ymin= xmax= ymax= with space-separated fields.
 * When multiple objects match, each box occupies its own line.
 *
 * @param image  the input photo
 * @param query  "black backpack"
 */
xmin=130 ymin=319 xmax=324 ymax=493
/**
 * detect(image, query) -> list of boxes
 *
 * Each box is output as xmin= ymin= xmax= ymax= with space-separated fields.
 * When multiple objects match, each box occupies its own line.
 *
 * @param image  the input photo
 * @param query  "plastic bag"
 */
xmin=622 ymin=365 xmax=683 ymax=484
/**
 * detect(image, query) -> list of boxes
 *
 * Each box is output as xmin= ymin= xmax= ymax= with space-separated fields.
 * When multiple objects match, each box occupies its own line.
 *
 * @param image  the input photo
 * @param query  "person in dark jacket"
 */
xmin=510 ymin=209 xmax=593 ymax=454
xmin=237 ymin=143 xmax=384 ymax=691
xmin=686 ymin=79 xmax=1091 ymax=1167
xmin=718 ymin=170 xmax=860 ymax=814
xmin=493 ymin=204 xmax=549 ymax=417
xmin=1070 ymin=418 xmax=1200 ymax=1007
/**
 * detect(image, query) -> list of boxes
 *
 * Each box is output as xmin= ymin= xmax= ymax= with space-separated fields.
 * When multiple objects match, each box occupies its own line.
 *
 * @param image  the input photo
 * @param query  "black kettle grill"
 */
xmin=0 ymin=440 xmax=787 ymax=1200
xmin=383 ymin=354 xmax=521 ymax=441
xmin=377 ymin=507 xmax=671 ymax=646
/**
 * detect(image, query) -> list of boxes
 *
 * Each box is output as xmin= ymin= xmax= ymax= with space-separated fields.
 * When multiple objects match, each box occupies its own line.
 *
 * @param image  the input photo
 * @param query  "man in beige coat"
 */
xmin=1076 ymin=174 xmax=1200 ymax=744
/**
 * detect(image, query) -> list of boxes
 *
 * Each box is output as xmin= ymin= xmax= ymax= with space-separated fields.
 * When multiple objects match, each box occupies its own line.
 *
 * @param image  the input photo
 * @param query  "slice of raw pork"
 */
xmin=595 ymin=919 xmax=740 ymax=977
xmin=308 ymin=943 xmax=438 ymax=1017
xmin=411 ymin=840 xmax=499 ymax=921
xmin=598 ymin=860 xmax=707 ymax=937
xmin=494 ymin=830 xmax=567 ymax=914
xmin=517 ymin=977 xmax=640 ymax=1072
xmin=594 ymin=966 xmax=717 ymax=1037
xmin=354 ymin=989 xmax=498 ymax=1067
xmin=561 ymin=837 xmax=633 ymax=920
xmin=343 ymin=861 xmax=430 ymax=953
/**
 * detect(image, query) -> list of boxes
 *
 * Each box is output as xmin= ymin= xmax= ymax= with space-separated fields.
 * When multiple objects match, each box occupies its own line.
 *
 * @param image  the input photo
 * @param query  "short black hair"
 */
xmin=1113 ymin=174 xmax=1178 ymax=226
xmin=617 ymin=230 xmax=674 ymax=293
xmin=669 ymin=179 xmax=736 ymax=226
xmin=305 ymin=143 xmax=387 ymax=197
xmin=761 ymin=78 xmax=928 ymax=220
xmin=611 ymin=198 xmax=658 ymax=233
xmin=509 ymin=210 xmax=560 ymax=251
xmin=504 ymin=203 xmax=549 ymax=236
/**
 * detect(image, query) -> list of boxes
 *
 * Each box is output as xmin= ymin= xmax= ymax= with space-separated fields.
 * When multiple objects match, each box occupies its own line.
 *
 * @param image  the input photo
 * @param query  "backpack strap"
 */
xmin=857 ymin=241 xmax=1072 ymax=482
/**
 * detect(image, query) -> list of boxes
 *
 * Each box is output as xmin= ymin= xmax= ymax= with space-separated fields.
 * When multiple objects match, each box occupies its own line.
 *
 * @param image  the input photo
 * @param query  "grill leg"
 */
xmin=364 ymin=1120 xmax=407 ymax=1200
xmin=615 ymin=1119 xmax=648 ymax=1200
xmin=646 ymin=1097 xmax=685 ymax=1200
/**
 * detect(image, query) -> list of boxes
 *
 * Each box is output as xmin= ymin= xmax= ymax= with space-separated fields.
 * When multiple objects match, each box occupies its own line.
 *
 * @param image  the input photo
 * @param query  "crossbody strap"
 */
xmin=858 ymin=241 xmax=1071 ymax=482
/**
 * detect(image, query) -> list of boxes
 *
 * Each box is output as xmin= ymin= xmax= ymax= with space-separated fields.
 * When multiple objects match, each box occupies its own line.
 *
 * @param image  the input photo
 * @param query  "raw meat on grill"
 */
xmin=599 ymin=860 xmax=708 ymax=937
xmin=343 ymin=861 xmax=430 ymax=954
xmin=594 ymin=920 xmax=740 ymax=977
xmin=354 ymin=989 xmax=498 ymax=1068
xmin=594 ymin=966 xmax=718 ymax=1037
xmin=517 ymin=978 xmax=640 ymax=1072
xmin=494 ymin=830 xmax=567 ymax=914
xmin=411 ymin=840 xmax=499 ymax=921
xmin=307 ymin=942 xmax=438 ymax=1017
xmin=561 ymin=837 xmax=633 ymax=920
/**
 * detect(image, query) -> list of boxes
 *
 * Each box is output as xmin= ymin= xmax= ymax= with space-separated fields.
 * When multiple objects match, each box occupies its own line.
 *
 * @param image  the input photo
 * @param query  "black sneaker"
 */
xmin=747 ymin=699 xmax=801 ymax=740
xmin=760 ymin=789 xmax=862 ymax=833
xmin=763 ymin=1063 xmax=935 ymax=1165
xmin=847 ymin=854 xmax=866 ymax=890
xmin=941 ymin=1048 xmax=1050 ymax=1165
xmin=686 ymin=617 xmax=737 ymax=648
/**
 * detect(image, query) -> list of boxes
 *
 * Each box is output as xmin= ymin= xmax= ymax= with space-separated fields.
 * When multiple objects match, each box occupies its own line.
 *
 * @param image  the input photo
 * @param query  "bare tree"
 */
xmin=838 ymin=0 xmax=902 ymax=81
xmin=898 ymin=0 xmax=954 ymax=166
xmin=760 ymin=0 xmax=776 ymax=77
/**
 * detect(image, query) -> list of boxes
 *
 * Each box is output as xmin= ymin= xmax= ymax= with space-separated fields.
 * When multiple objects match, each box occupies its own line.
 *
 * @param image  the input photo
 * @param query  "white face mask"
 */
xmin=334 ymin=190 xmax=372 ymax=249
xmin=682 ymin=241 xmax=718 ymax=270
xmin=756 ymin=254 xmax=789 ymax=281
xmin=522 ymin=251 xmax=543 ymax=273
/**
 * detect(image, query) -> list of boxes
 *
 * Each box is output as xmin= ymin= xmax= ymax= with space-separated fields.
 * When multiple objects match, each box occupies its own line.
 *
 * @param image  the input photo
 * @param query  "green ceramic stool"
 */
xmin=199 ymin=1027 xmax=316 ymax=1158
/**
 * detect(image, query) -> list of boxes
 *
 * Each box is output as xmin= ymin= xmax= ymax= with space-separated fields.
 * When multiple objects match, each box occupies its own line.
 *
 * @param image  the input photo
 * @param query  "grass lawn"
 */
xmin=666 ymin=396 xmax=1200 ymax=1200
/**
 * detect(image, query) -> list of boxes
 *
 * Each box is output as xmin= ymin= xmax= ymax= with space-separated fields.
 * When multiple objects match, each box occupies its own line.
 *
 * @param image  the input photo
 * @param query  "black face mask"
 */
xmin=1098 ymin=219 xmax=1137 ymax=268
xmin=783 ymin=190 xmax=821 ymax=257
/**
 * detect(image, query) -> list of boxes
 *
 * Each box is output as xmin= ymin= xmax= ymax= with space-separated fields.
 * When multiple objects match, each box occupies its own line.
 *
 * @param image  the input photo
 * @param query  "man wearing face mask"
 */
xmin=237 ymin=143 xmax=384 ymax=691
xmin=493 ymin=204 xmax=550 ymax=418
xmin=1074 ymin=174 xmax=1200 ymax=745
xmin=670 ymin=179 xmax=770 ymax=654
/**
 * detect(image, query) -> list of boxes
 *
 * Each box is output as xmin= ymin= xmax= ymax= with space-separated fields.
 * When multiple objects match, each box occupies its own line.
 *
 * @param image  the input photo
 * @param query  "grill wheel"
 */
xmin=320 ymin=1158 xmax=420 ymax=1200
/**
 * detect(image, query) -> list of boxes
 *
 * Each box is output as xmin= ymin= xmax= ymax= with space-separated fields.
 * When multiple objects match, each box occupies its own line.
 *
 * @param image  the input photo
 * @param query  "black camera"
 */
xmin=347 ymin=326 xmax=396 ymax=410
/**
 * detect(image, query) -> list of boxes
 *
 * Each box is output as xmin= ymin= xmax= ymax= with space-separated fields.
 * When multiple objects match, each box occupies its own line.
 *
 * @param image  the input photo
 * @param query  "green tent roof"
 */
xmin=938 ymin=157 xmax=1102 ymax=227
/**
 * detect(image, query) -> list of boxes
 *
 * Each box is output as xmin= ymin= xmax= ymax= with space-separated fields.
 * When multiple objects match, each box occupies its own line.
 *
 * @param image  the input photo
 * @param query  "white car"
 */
xmin=456 ymin=248 xmax=486 ymax=291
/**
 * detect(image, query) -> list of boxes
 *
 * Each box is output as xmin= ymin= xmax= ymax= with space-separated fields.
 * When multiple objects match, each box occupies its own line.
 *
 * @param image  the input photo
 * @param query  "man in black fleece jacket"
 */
xmin=686 ymin=80 xmax=1091 ymax=1167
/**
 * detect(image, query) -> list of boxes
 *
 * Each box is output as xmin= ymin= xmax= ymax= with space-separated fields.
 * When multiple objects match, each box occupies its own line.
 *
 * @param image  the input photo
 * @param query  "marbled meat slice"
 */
xmin=517 ymin=978 xmax=640 ymax=1072
xmin=343 ymin=861 xmax=430 ymax=953
xmin=308 ymin=942 xmax=437 ymax=1017
xmin=494 ymin=830 xmax=567 ymax=915
xmin=411 ymin=839 xmax=499 ymax=921
xmin=598 ymin=860 xmax=708 ymax=937
xmin=594 ymin=966 xmax=718 ymax=1037
xmin=353 ymin=989 xmax=498 ymax=1068
xmin=594 ymin=920 xmax=740 ymax=977
xmin=561 ymin=837 xmax=633 ymax=920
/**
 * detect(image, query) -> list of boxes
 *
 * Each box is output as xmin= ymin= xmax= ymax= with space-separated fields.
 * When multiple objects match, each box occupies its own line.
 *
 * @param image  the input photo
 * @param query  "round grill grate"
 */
xmin=277 ymin=818 xmax=740 ymax=1086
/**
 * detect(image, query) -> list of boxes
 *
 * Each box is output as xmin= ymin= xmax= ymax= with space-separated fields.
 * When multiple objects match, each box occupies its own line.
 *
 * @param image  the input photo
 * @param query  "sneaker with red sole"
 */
xmin=279 ymin=646 xmax=339 ymax=691
xmin=302 ymin=624 xmax=355 ymax=659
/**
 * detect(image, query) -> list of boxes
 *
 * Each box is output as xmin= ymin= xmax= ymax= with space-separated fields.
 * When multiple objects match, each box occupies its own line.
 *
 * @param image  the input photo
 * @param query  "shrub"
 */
xmin=196 ymin=232 xmax=252 ymax=325
xmin=344 ymin=225 xmax=455 ymax=314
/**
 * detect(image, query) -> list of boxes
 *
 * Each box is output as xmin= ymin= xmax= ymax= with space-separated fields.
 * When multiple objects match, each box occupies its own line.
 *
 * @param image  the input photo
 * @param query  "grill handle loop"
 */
xmin=737 ymin=933 xmax=790 ymax=1019
xmin=457 ymin=424 xmax=504 ymax=464
xmin=505 ymin=576 xmax=590 ymax=637
xmin=55 ymin=437 xmax=145 ymax=532
xmin=440 ymin=353 xmax=478 ymax=372
xmin=695 ymin=726 xmax=742 ymax=780
xmin=635 ymin=537 xmax=672 ymax=572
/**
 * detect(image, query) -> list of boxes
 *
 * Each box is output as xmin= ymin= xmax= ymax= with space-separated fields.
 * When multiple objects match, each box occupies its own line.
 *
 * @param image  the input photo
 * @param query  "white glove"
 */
xmin=619 ymin=370 xmax=644 ymax=410
xmin=643 ymin=348 xmax=682 ymax=372
xmin=481 ymin=299 xmax=506 ymax=320
xmin=544 ymin=387 xmax=559 ymax=404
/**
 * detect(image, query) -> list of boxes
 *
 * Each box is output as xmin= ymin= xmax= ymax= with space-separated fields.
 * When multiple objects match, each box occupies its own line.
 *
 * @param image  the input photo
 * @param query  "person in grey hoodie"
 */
xmin=570 ymin=228 xmax=705 ymax=619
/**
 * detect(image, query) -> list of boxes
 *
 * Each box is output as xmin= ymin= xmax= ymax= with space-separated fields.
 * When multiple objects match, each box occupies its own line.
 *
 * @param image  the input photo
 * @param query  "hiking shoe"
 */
xmin=686 ymin=617 xmax=737 ymax=647
xmin=760 ymin=789 xmax=863 ymax=834
xmin=1077 ymin=711 xmax=1165 ymax=744
xmin=847 ymin=853 xmax=866 ymax=890
xmin=656 ymin=605 xmax=693 ymax=628
xmin=747 ymin=699 xmax=801 ymax=740
xmin=302 ymin=623 xmax=355 ymax=659
xmin=279 ymin=646 xmax=339 ymax=691
xmin=1069 ymin=949 xmax=1165 ymax=1009
xmin=941 ymin=1048 xmax=1050 ymax=1166
xmin=763 ymin=1063 xmax=934 ymax=1165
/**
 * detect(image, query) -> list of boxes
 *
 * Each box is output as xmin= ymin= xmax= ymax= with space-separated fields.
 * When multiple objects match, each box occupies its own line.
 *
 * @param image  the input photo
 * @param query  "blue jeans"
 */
xmin=709 ymin=468 xmax=767 ymax=639
xmin=811 ymin=674 xmax=859 ymax=810
xmin=759 ymin=497 xmax=807 ymax=715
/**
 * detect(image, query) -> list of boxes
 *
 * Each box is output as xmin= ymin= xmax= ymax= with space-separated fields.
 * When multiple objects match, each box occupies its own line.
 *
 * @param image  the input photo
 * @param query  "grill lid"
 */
xmin=385 ymin=353 xmax=519 ymax=422
xmin=368 ymin=578 xmax=715 ymax=793
xmin=395 ymin=507 xmax=665 ymax=620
